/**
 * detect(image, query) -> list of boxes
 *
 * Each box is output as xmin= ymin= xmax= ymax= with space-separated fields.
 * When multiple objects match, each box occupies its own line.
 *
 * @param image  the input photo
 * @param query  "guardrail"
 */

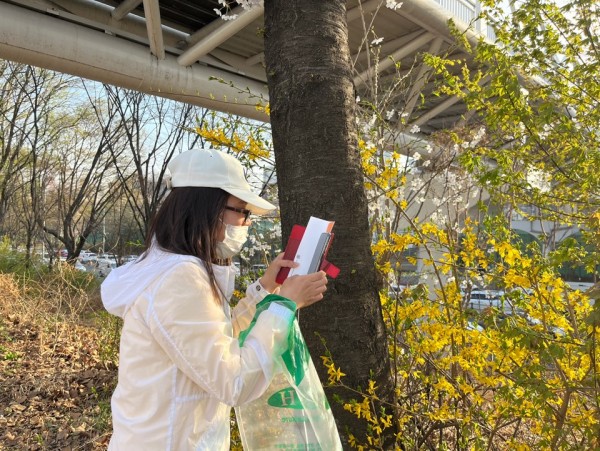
xmin=432 ymin=0 xmax=497 ymax=41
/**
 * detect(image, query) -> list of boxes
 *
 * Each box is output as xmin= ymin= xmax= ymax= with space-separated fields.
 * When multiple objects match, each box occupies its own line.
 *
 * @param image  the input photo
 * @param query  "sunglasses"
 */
xmin=224 ymin=205 xmax=252 ymax=224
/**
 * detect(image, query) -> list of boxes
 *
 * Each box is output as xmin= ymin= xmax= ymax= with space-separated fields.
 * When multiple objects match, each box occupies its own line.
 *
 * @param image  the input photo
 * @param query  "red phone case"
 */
xmin=275 ymin=225 xmax=306 ymax=284
xmin=275 ymin=225 xmax=339 ymax=284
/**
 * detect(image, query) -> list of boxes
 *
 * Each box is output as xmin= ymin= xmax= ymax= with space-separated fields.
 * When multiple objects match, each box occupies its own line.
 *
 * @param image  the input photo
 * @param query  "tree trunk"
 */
xmin=264 ymin=0 xmax=392 ymax=442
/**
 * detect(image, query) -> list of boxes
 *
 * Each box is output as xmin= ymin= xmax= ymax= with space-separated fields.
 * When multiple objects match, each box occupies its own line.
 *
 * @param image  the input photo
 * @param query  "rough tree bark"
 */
xmin=264 ymin=0 xmax=392 ymax=442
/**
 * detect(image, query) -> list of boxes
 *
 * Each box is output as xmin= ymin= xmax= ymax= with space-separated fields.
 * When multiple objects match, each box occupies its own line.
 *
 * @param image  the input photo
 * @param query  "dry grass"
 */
xmin=0 ymin=270 xmax=118 ymax=450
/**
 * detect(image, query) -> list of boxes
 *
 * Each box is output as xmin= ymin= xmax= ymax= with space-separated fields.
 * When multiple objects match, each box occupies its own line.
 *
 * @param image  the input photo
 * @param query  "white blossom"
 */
xmin=386 ymin=0 xmax=403 ymax=10
xmin=469 ymin=128 xmax=485 ymax=147
xmin=371 ymin=37 xmax=384 ymax=46
xmin=410 ymin=124 xmax=420 ymax=134
xmin=527 ymin=169 xmax=551 ymax=192
xmin=236 ymin=0 xmax=262 ymax=10
xmin=385 ymin=109 xmax=396 ymax=120
xmin=539 ymin=123 xmax=552 ymax=140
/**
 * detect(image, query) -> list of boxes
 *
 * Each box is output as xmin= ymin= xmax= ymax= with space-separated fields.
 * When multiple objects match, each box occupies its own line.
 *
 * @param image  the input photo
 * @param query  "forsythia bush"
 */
xmin=332 ymin=0 xmax=600 ymax=447
xmin=323 ymin=219 xmax=599 ymax=449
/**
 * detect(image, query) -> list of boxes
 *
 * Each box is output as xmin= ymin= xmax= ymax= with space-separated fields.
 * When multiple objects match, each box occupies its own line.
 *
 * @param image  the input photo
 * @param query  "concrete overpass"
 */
xmin=0 ymin=0 xmax=493 ymax=134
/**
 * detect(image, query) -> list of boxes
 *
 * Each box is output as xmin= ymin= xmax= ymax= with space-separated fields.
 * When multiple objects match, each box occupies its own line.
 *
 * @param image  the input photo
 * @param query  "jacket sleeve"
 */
xmin=231 ymin=280 xmax=277 ymax=337
xmin=145 ymin=262 xmax=293 ymax=407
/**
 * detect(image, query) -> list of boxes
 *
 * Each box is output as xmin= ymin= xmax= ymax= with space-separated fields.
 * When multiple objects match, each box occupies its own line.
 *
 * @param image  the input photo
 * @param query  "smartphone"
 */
xmin=307 ymin=232 xmax=332 ymax=274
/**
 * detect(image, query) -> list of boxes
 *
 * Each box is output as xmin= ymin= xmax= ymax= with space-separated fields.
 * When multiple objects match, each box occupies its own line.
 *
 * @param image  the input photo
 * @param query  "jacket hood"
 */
xmin=100 ymin=246 xmax=202 ymax=318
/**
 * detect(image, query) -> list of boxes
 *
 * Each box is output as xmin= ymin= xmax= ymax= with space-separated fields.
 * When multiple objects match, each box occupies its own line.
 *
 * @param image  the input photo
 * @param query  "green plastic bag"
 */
xmin=236 ymin=295 xmax=343 ymax=450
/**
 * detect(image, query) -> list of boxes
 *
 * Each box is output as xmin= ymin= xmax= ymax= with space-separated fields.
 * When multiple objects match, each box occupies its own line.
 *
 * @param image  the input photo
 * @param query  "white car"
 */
xmin=462 ymin=289 xmax=504 ymax=312
xmin=79 ymin=252 xmax=97 ymax=263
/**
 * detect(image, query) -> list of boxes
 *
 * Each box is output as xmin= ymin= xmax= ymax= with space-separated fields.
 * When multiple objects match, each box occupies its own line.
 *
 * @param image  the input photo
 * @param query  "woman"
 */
xmin=101 ymin=148 xmax=328 ymax=450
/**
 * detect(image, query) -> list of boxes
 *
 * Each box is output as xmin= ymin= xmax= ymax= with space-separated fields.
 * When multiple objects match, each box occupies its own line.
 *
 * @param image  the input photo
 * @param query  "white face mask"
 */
xmin=216 ymin=223 xmax=249 ymax=259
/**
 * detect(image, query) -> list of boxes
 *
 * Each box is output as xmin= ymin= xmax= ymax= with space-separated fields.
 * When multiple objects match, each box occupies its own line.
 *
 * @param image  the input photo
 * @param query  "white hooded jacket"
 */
xmin=101 ymin=246 xmax=294 ymax=450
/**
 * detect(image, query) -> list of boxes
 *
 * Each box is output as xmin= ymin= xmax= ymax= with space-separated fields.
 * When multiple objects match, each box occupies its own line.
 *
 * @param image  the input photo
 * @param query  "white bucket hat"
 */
xmin=167 ymin=148 xmax=276 ymax=215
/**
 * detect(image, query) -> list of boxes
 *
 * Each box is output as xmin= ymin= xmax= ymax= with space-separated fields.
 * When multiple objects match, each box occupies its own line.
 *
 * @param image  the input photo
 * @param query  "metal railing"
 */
xmin=432 ymin=0 xmax=496 ymax=41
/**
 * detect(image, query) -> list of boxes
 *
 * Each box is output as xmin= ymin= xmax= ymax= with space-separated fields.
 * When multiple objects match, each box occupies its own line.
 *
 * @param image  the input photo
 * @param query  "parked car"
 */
xmin=93 ymin=254 xmax=114 ymax=267
xmin=79 ymin=252 xmax=97 ymax=263
xmin=462 ymin=289 xmax=504 ymax=312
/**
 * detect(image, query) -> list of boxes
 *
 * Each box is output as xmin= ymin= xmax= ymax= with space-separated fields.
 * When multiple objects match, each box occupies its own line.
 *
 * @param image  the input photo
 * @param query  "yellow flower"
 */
xmin=504 ymin=268 xmax=531 ymax=288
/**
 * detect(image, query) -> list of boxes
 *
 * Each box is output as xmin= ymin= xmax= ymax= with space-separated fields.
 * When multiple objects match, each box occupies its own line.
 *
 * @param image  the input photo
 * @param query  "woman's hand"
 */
xmin=259 ymin=252 xmax=298 ymax=292
xmin=279 ymin=271 xmax=328 ymax=309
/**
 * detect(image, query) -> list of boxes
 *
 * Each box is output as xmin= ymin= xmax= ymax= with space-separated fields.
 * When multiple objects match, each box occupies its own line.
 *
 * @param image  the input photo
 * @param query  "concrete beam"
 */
xmin=0 ymin=2 xmax=269 ymax=121
xmin=178 ymin=6 xmax=263 ymax=67
xmin=111 ymin=0 xmax=142 ymax=21
xmin=354 ymin=31 xmax=434 ymax=86
xmin=142 ymin=0 xmax=165 ymax=59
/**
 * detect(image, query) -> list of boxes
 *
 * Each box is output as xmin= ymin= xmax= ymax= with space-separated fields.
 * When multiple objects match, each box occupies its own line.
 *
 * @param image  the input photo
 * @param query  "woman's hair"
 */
xmin=145 ymin=187 xmax=230 ymax=302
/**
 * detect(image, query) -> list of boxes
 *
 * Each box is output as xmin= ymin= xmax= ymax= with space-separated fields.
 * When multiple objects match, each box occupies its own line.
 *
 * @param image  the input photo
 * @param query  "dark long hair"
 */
xmin=145 ymin=187 xmax=229 ymax=302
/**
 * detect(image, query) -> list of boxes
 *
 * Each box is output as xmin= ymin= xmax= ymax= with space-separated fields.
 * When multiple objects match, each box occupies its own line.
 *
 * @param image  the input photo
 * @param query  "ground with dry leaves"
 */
xmin=0 ymin=271 xmax=118 ymax=450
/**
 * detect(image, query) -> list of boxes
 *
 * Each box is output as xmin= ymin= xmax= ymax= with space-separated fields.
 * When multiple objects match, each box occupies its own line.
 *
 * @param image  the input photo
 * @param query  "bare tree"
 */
xmin=0 ymin=62 xmax=75 ymax=235
xmin=37 ymin=99 xmax=124 ymax=262
xmin=100 ymin=85 xmax=206 ymax=237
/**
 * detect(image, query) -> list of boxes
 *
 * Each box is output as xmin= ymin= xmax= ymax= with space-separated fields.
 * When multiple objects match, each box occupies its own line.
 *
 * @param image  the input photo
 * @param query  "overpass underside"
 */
xmin=0 ymin=0 xmax=490 ymax=135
